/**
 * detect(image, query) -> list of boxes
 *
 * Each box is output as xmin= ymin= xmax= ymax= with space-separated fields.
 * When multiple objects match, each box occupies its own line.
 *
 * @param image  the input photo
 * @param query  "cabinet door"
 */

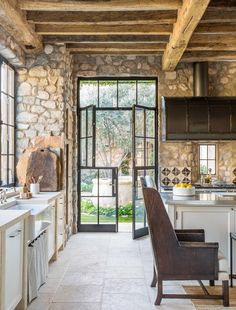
xmin=5 ymin=221 xmax=24 ymax=310
xmin=209 ymin=101 xmax=231 ymax=133
xmin=231 ymin=104 xmax=236 ymax=133
xmin=165 ymin=98 xmax=188 ymax=139
xmin=188 ymin=102 xmax=208 ymax=133
xmin=57 ymin=196 xmax=64 ymax=250
xmin=176 ymin=206 xmax=234 ymax=264
xmin=48 ymin=203 xmax=56 ymax=261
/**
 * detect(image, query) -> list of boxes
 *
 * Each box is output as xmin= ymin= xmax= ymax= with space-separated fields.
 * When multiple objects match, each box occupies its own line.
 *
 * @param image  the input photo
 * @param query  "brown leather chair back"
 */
xmin=142 ymin=186 xmax=179 ymax=274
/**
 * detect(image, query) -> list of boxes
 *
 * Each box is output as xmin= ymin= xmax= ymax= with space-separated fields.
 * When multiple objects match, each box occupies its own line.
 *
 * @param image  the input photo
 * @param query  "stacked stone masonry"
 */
xmin=74 ymin=55 xmax=236 ymax=184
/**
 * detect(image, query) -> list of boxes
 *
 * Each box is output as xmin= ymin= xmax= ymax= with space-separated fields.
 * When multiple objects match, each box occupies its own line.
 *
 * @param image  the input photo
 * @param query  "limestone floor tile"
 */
xmin=61 ymin=272 xmax=104 ymax=286
xmin=101 ymin=292 xmax=153 ymax=310
xmin=53 ymin=285 xmax=103 ymax=303
xmin=39 ymin=278 xmax=62 ymax=293
xmin=104 ymin=278 xmax=148 ymax=295
xmin=67 ymin=261 xmax=107 ymax=273
xmin=27 ymin=293 xmax=54 ymax=310
xmin=49 ymin=302 xmax=101 ymax=310
xmin=104 ymin=266 xmax=144 ymax=279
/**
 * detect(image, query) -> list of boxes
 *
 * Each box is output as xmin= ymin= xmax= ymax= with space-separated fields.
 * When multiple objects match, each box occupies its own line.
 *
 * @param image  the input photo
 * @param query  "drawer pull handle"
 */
xmin=8 ymin=229 xmax=22 ymax=238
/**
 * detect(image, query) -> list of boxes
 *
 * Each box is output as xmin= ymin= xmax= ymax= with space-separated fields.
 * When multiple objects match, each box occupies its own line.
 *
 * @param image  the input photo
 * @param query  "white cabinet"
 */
xmin=47 ymin=194 xmax=65 ymax=262
xmin=5 ymin=221 xmax=24 ymax=310
xmin=47 ymin=203 xmax=56 ymax=261
xmin=169 ymin=205 xmax=236 ymax=271
xmin=57 ymin=195 xmax=64 ymax=251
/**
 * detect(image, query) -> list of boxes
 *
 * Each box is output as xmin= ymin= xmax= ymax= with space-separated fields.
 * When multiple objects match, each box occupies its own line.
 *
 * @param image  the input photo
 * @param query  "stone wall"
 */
xmin=73 ymin=55 xmax=236 ymax=184
xmin=73 ymin=55 xmax=197 ymax=183
xmin=208 ymin=62 xmax=236 ymax=183
xmin=16 ymin=44 xmax=75 ymax=234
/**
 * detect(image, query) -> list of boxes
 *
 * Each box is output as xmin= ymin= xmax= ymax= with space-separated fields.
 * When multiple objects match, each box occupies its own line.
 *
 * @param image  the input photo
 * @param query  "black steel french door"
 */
xmin=78 ymin=105 xmax=119 ymax=232
xmin=132 ymin=105 xmax=158 ymax=239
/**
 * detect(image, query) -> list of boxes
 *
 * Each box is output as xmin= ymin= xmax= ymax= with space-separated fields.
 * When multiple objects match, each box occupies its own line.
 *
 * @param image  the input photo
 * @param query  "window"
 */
xmin=0 ymin=60 xmax=15 ymax=186
xmin=79 ymin=78 xmax=156 ymax=108
xmin=199 ymin=144 xmax=216 ymax=175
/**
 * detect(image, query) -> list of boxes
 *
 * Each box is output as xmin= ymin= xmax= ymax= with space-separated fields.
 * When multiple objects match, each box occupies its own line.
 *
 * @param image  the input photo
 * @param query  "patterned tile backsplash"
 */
xmin=161 ymin=167 xmax=192 ymax=186
xmin=233 ymin=169 xmax=236 ymax=184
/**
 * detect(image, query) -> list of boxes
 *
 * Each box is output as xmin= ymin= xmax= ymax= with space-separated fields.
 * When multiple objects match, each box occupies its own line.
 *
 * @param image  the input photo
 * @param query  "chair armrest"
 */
xmin=179 ymin=241 xmax=218 ymax=248
xmin=175 ymin=241 xmax=219 ymax=279
xmin=175 ymin=229 xmax=205 ymax=242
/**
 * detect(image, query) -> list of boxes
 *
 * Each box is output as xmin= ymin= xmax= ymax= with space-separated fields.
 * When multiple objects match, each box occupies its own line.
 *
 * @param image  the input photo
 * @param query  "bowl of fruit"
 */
xmin=173 ymin=183 xmax=195 ymax=196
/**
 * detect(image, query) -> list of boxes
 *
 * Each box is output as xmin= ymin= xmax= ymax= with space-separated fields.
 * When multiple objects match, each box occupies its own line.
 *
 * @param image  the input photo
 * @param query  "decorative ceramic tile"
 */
xmin=161 ymin=167 xmax=192 ymax=187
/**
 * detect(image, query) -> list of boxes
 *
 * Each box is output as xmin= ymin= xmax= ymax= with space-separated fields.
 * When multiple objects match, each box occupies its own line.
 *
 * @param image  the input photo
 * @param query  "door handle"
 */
xmin=113 ymin=179 xmax=117 ymax=195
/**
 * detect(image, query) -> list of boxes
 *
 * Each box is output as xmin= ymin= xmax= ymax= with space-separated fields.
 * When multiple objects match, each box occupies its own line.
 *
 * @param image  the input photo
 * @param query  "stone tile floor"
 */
xmin=28 ymin=232 xmax=227 ymax=310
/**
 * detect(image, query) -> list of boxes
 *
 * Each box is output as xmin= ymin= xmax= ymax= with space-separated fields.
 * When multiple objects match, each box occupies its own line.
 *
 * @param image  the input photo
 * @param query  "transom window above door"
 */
xmin=79 ymin=79 xmax=156 ymax=108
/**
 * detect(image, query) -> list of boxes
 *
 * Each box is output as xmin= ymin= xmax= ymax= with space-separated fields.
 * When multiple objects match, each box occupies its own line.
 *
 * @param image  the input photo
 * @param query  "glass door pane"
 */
xmin=79 ymin=105 xmax=95 ymax=167
xmin=132 ymin=105 xmax=157 ymax=239
xmin=79 ymin=168 xmax=118 ymax=232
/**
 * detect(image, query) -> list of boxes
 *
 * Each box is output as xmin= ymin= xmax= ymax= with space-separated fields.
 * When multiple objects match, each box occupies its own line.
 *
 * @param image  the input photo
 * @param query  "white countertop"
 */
xmin=0 ymin=210 xmax=30 ymax=231
xmin=160 ymin=191 xmax=236 ymax=206
xmin=15 ymin=191 xmax=63 ymax=205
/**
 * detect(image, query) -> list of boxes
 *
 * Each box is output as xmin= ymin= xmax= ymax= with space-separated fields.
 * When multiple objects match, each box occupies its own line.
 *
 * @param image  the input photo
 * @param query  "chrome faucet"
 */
xmin=0 ymin=189 xmax=7 ymax=204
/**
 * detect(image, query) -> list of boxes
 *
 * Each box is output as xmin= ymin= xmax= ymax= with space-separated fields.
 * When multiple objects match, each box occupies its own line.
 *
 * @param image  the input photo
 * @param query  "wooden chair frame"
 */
xmin=142 ymin=186 xmax=229 ymax=307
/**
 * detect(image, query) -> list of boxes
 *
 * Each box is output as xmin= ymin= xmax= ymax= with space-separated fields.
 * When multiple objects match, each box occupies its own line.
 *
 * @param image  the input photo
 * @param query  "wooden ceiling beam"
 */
xmin=43 ymin=35 xmax=170 ymax=44
xmin=0 ymin=0 xmax=42 ymax=52
xmin=36 ymin=24 xmax=173 ymax=35
xmin=162 ymin=0 xmax=210 ymax=71
xmin=187 ymin=42 xmax=236 ymax=51
xmin=201 ymin=10 xmax=236 ymax=23
xmin=182 ymin=51 xmax=236 ymax=62
xmin=195 ymin=23 xmax=236 ymax=34
xmin=66 ymin=43 xmax=166 ymax=51
xmin=208 ymin=0 xmax=236 ymax=10
xmin=190 ymin=34 xmax=236 ymax=44
xmin=70 ymin=50 xmax=163 ymax=55
xmin=27 ymin=10 xmax=177 ymax=25
xmin=21 ymin=0 xmax=182 ymax=11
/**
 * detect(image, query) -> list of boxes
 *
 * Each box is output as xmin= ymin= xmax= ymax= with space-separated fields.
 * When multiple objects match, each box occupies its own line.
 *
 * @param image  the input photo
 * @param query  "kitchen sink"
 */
xmin=9 ymin=204 xmax=52 ymax=242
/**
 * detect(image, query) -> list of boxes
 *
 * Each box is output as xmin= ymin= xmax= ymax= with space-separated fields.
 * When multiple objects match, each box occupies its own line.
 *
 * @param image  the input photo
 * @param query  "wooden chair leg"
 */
xmin=155 ymin=279 xmax=163 ymax=306
xmin=150 ymin=265 xmax=157 ymax=287
xmin=209 ymin=280 xmax=215 ymax=286
xmin=223 ymin=280 xmax=229 ymax=307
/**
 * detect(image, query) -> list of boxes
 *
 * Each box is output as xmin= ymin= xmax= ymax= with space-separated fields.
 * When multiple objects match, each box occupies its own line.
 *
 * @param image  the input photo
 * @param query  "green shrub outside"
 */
xmin=81 ymin=200 xmax=144 ymax=217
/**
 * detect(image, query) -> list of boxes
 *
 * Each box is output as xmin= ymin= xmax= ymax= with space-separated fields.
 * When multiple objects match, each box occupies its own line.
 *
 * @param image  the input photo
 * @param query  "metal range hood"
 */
xmin=193 ymin=62 xmax=208 ymax=97
xmin=162 ymin=61 xmax=236 ymax=140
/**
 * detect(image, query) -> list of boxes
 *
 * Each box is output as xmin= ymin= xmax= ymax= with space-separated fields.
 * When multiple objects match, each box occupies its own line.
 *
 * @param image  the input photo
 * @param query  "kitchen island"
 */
xmin=161 ymin=191 xmax=236 ymax=272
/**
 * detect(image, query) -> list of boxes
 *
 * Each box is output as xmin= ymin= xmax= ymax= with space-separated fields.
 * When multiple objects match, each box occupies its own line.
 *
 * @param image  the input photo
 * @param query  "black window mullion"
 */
xmin=0 ymin=60 xmax=16 ymax=187
xmin=0 ymin=60 xmax=2 ymax=186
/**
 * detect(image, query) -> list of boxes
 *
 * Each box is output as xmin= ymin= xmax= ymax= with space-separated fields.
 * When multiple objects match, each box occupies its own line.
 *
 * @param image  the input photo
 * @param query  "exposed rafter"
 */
xmin=66 ymin=42 xmax=166 ymax=52
xmin=27 ymin=10 xmax=177 ymax=25
xmin=35 ymin=24 xmax=173 ymax=35
xmin=0 ymin=0 xmax=42 ymax=52
xmin=162 ymin=0 xmax=211 ymax=71
xmin=43 ymin=35 xmax=170 ymax=44
xmin=21 ymin=0 xmax=182 ymax=11
xmin=182 ymin=51 xmax=236 ymax=62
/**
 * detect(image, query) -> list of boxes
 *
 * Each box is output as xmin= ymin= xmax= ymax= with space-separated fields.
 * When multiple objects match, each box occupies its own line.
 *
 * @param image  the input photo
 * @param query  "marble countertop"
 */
xmin=0 ymin=210 xmax=30 ymax=231
xmin=160 ymin=192 xmax=236 ymax=206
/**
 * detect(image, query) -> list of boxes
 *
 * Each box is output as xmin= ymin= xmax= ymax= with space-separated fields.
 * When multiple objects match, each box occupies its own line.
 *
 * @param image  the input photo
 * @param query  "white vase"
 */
xmin=30 ymin=183 xmax=40 ymax=195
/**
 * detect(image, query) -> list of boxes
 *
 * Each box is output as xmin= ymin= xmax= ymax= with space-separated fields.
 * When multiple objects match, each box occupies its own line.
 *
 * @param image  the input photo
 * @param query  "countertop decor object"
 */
xmin=17 ymin=147 xmax=61 ymax=192
xmin=173 ymin=186 xmax=196 ymax=196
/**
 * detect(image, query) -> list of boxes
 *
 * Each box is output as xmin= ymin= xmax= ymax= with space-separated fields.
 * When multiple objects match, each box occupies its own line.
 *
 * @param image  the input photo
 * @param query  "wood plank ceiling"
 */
xmin=2 ymin=0 xmax=236 ymax=70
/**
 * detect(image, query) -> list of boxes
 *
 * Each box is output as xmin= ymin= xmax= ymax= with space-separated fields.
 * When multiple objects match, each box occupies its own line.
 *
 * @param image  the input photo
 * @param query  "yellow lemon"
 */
xmin=187 ymin=184 xmax=193 ymax=188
